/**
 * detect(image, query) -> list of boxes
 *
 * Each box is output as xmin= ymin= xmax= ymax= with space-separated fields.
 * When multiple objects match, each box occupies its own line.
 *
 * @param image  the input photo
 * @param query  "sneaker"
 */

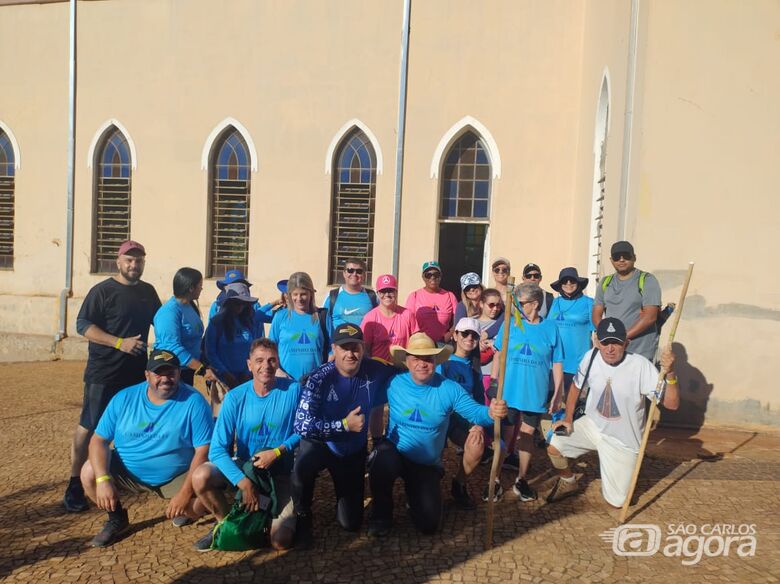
xmin=192 ymin=529 xmax=214 ymax=552
xmin=63 ymin=483 xmax=89 ymax=513
xmin=172 ymin=516 xmax=193 ymax=528
xmin=367 ymin=516 xmax=392 ymax=537
xmin=545 ymin=476 xmax=581 ymax=503
xmin=90 ymin=509 xmax=130 ymax=547
xmin=502 ymin=452 xmax=520 ymax=471
xmin=512 ymin=478 xmax=538 ymax=502
xmin=481 ymin=480 xmax=503 ymax=503
xmin=479 ymin=447 xmax=494 ymax=466
xmin=451 ymin=479 xmax=476 ymax=510
xmin=294 ymin=513 xmax=314 ymax=550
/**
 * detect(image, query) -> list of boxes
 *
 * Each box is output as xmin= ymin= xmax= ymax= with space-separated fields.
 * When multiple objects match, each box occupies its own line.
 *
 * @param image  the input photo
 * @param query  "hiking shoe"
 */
xmin=193 ymin=529 xmax=214 ymax=552
xmin=294 ymin=513 xmax=314 ymax=550
xmin=502 ymin=452 xmax=520 ymax=471
xmin=90 ymin=510 xmax=130 ymax=547
xmin=172 ymin=516 xmax=193 ymax=528
xmin=451 ymin=479 xmax=476 ymax=510
xmin=367 ymin=516 xmax=392 ymax=537
xmin=481 ymin=480 xmax=503 ymax=503
xmin=512 ymin=478 xmax=538 ymax=502
xmin=479 ymin=447 xmax=494 ymax=466
xmin=63 ymin=483 xmax=89 ymax=513
xmin=545 ymin=476 xmax=581 ymax=503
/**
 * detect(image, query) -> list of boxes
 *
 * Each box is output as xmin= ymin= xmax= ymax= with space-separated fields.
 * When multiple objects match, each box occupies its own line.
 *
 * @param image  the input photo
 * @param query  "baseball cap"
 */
xmin=523 ymin=263 xmax=542 ymax=277
xmin=491 ymin=257 xmax=511 ymax=270
xmin=217 ymin=269 xmax=250 ymax=290
xmin=375 ymin=274 xmax=398 ymax=290
xmin=610 ymin=241 xmax=635 ymax=257
xmin=117 ymin=240 xmax=145 ymax=257
xmin=460 ymin=272 xmax=482 ymax=290
xmin=421 ymin=261 xmax=442 ymax=274
xmin=596 ymin=317 xmax=627 ymax=344
xmin=455 ymin=317 xmax=481 ymax=334
xmin=276 ymin=279 xmax=288 ymax=293
xmin=222 ymin=282 xmax=258 ymax=303
xmin=147 ymin=349 xmax=181 ymax=372
xmin=332 ymin=323 xmax=364 ymax=346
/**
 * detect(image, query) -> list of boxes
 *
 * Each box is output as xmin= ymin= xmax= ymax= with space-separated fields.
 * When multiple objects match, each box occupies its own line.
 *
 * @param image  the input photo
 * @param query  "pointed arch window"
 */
xmin=0 ymin=129 xmax=15 ymax=269
xmin=439 ymin=131 xmax=491 ymax=220
xmin=208 ymin=129 xmax=251 ymax=278
xmin=92 ymin=127 xmax=131 ymax=273
xmin=328 ymin=129 xmax=377 ymax=285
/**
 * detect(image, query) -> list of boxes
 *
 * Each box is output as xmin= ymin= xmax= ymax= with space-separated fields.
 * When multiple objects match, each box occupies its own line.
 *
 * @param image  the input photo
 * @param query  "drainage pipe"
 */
xmin=391 ymin=0 xmax=411 ymax=277
xmin=617 ymin=0 xmax=639 ymax=239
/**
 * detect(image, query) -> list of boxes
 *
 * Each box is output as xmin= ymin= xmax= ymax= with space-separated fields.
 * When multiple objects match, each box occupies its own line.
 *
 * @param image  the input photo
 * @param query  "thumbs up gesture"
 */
xmin=345 ymin=406 xmax=365 ymax=433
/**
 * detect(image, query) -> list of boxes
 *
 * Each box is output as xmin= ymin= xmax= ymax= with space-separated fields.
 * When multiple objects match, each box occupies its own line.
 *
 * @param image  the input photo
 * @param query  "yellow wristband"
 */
xmin=114 ymin=337 xmax=123 ymax=350
xmin=666 ymin=376 xmax=678 ymax=385
xmin=96 ymin=475 xmax=112 ymax=484
xmin=343 ymin=417 xmax=349 ymax=431
xmin=273 ymin=447 xmax=282 ymax=458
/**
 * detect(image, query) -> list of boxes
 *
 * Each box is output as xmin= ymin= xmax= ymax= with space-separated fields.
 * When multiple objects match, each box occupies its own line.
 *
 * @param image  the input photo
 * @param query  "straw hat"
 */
xmin=390 ymin=332 xmax=453 ymax=367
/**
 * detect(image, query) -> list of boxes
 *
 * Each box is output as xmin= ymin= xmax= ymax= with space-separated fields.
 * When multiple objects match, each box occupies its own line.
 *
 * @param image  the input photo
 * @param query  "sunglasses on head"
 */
xmin=493 ymin=267 xmax=509 ymax=274
xmin=423 ymin=271 xmax=441 ymax=279
xmin=458 ymin=330 xmax=480 ymax=340
xmin=525 ymin=272 xmax=541 ymax=280
xmin=486 ymin=302 xmax=502 ymax=309
xmin=611 ymin=253 xmax=633 ymax=261
xmin=345 ymin=267 xmax=365 ymax=275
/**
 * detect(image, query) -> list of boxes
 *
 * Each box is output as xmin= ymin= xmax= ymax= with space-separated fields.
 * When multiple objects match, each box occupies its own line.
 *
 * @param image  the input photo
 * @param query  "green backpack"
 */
xmin=600 ymin=271 xmax=674 ymax=330
xmin=210 ymin=461 xmax=278 ymax=551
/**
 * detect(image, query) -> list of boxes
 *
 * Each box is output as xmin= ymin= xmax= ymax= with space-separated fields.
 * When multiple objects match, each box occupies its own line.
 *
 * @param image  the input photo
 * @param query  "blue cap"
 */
xmin=217 ymin=269 xmax=250 ymax=290
xmin=276 ymin=279 xmax=288 ymax=293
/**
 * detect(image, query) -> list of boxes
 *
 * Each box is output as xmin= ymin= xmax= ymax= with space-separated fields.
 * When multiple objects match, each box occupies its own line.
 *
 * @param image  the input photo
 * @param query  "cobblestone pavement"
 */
xmin=1 ymin=361 xmax=778 ymax=583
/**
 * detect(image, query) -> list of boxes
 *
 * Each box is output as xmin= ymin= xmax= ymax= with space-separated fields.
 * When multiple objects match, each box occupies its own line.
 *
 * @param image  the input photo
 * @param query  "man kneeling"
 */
xmin=81 ymin=350 xmax=214 ymax=547
xmin=368 ymin=333 xmax=507 ymax=536
xmin=544 ymin=317 xmax=679 ymax=507
xmin=191 ymin=339 xmax=301 ymax=551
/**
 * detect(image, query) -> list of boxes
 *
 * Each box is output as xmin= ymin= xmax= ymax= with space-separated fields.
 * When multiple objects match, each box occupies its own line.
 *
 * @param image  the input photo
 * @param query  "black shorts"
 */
xmin=79 ymin=383 xmax=123 ymax=431
xmin=446 ymin=414 xmax=471 ymax=447
xmin=485 ymin=384 xmax=542 ymax=428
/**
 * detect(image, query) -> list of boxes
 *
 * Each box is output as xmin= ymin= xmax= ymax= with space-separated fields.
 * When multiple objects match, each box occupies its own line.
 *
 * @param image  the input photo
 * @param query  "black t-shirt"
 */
xmin=78 ymin=278 xmax=161 ymax=386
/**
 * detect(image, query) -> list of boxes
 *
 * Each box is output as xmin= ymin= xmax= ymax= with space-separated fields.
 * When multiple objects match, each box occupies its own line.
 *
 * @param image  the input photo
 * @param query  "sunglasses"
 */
xmin=464 ymin=286 xmax=481 ymax=293
xmin=378 ymin=289 xmax=396 ymax=295
xmin=345 ymin=268 xmax=365 ymax=275
xmin=524 ymin=273 xmax=542 ymax=280
xmin=517 ymin=298 xmax=536 ymax=306
xmin=423 ymin=272 xmax=441 ymax=279
xmin=560 ymin=278 xmax=577 ymax=285
xmin=486 ymin=302 xmax=502 ymax=309
xmin=611 ymin=253 xmax=633 ymax=261
xmin=458 ymin=330 xmax=480 ymax=340
xmin=493 ymin=267 xmax=509 ymax=274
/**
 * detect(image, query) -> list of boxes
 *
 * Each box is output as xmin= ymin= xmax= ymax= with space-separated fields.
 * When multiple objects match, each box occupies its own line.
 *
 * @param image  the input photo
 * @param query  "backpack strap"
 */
xmin=638 ymin=270 xmax=646 ymax=294
xmin=600 ymin=274 xmax=613 ymax=292
xmin=317 ymin=308 xmax=330 ymax=362
xmin=366 ymin=288 xmax=378 ymax=308
xmin=578 ymin=348 xmax=600 ymax=399
xmin=328 ymin=288 xmax=340 ymax=331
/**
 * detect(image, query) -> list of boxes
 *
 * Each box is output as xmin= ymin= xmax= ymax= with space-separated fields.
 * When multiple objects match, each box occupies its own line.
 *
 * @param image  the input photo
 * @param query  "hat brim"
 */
xmin=597 ymin=335 xmax=626 ymax=344
xmin=551 ymin=276 xmax=589 ymax=292
xmin=226 ymin=295 xmax=258 ymax=304
xmin=390 ymin=343 xmax=453 ymax=367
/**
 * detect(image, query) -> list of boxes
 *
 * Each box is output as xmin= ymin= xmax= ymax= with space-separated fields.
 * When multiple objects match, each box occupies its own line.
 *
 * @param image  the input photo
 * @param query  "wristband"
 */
xmin=114 ymin=338 xmax=123 ymax=350
xmin=96 ymin=475 xmax=112 ymax=484
xmin=343 ymin=417 xmax=349 ymax=431
xmin=273 ymin=447 xmax=282 ymax=458
xmin=666 ymin=376 xmax=678 ymax=385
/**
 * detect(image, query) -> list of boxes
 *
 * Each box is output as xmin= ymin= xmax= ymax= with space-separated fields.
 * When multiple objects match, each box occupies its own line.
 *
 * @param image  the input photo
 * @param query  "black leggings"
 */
xmin=291 ymin=439 xmax=366 ymax=531
xmin=369 ymin=441 xmax=443 ymax=534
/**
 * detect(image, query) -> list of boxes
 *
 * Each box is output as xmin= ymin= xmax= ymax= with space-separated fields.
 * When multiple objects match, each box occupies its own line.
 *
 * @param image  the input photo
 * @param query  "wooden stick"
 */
xmin=619 ymin=262 xmax=694 ymax=523
xmin=485 ymin=276 xmax=515 ymax=549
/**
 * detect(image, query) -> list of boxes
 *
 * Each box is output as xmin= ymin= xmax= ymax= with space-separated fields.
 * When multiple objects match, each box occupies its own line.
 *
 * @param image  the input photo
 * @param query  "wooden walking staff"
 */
xmin=485 ymin=276 xmax=515 ymax=549
xmin=619 ymin=262 xmax=695 ymax=524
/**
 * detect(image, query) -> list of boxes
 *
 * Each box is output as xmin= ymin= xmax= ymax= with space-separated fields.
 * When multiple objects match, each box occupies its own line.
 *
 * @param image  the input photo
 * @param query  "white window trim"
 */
xmin=201 ymin=117 xmax=258 ymax=172
xmin=86 ymin=119 xmax=137 ymax=169
xmin=0 ymin=121 xmax=21 ymax=169
xmin=430 ymin=116 xmax=501 ymax=179
xmin=324 ymin=118 xmax=383 ymax=175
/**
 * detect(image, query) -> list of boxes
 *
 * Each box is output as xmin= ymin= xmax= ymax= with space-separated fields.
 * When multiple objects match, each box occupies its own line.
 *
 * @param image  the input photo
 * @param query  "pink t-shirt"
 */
xmin=404 ymin=288 xmax=458 ymax=342
xmin=360 ymin=306 xmax=418 ymax=362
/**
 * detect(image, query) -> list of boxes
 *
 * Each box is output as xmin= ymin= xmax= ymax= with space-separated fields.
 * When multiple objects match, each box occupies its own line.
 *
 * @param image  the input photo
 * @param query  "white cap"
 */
xmin=455 ymin=317 xmax=481 ymax=334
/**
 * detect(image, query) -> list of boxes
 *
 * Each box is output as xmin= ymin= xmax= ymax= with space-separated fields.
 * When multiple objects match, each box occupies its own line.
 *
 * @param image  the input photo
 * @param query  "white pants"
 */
xmin=549 ymin=415 xmax=637 ymax=507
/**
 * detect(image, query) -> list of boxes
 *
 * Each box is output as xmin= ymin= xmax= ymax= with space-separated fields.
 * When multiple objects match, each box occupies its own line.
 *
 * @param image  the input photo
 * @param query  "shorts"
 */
xmin=446 ymin=414 xmax=471 ymax=447
xmin=79 ymin=383 xmax=123 ymax=431
xmin=109 ymin=451 xmax=188 ymax=499
xmin=485 ymin=382 xmax=542 ymax=428
xmin=548 ymin=415 xmax=638 ymax=507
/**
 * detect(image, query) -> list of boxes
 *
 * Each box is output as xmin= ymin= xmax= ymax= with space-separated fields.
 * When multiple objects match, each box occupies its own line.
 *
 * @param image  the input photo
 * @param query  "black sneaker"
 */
xmin=63 ymin=483 xmax=89 ymax=513
xmin=90 ymin=509 xmax=130 ymax=547
xmin=512 ymin=478 xmax=538 ymax=502
xmin=367 ymin=516 xmax=392 ymax=537
xmin=479 ymin=447 xmax=494 ymax=466
xmin=192 ymin=529 xmax=214 ymax=552
xmin=294 ymin=513 xmax=314 ymax=550
xmin=502 ymin=452 xmax=520 ymax=471
xmin=451 ymin=479 xmax=476 ymax=510
xmin=481 ymin=480 xmax=503 ymax=503
xmin=172 ymin=516 xmax=193 ymax=528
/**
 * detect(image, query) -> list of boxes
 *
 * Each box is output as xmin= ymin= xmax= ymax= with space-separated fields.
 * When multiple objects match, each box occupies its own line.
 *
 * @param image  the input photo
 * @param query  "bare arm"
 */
xmin=167 ymin=444 xmax=209 ymax=518
xmin=591 ymin=304 xmax=605 ymax=328
xmin=88 ymin=433 xmax=120 ymax=511
xmin=83 ymin=324 xmax=145 ymax=356
xmin=549 ymin=362 xmax=564 ymax=413
xmin=626 ymin=305 xmax=659 ymax=341
xmin=658 ymin=346 xmax=680 ymax=411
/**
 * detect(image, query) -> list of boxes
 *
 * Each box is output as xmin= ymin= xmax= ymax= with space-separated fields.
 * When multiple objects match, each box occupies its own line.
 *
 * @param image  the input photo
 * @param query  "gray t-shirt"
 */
xmin=594 ymin=270 xmax=661 ymax=361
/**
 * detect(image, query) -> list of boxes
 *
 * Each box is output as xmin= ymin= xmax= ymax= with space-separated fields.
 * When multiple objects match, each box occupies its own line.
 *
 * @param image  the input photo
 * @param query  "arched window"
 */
xmin=587 ymin=75 xmax=610 ymax=291
xmin=0 ymin=129 xmax=15 ymax=269
xmin=208 ymin=128 xmax=251 ymax=279
xmin=328 ymin=128 xmax=377 ymax=285
xmin=440 ymin=131 xmax=491 ymax=220
xmin=92 ymin=127 xmax=132 ymax=273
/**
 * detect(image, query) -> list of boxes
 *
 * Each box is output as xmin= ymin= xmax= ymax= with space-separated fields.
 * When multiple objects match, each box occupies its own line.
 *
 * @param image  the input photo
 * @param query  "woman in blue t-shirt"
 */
xmin=269 ymin=271 xmax=328 ymax=381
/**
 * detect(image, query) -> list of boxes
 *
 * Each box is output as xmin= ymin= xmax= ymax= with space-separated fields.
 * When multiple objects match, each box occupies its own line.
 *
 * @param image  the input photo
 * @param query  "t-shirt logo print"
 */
xmin=403 ymin=407 xmax=427 ymax=422
xmin=136 ymin=421 xmax=156 ymax=433
xmin=327 ymin=386 xmax=339 ymax=402
xmin=512 ymin=342 xmax=534 ymax=355
xmin=596 ymin=378 xmax=621 ymax=419
xmin=297 ymin=332 xmax=312 ymax=345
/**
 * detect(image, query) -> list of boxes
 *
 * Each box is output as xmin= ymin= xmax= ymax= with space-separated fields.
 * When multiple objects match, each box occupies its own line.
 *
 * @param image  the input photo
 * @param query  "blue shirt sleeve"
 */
xmin=255 ymin=303 xmax=275 ymax=324
xmin=204 ymin=320 xmax=229 ymax=378
xmin=189 ymin=392 xmax=214 ymax=448
xmin=268 ymin=310 xmax=282 ymax=343
xmin=449 ymin=381 xmax=493 ymax=427
xmin=552 ymin=325 xmax=564 ymax=363
xmin=294 ymin=363 xmax=350 ymax=439
xmin=209 ymin=391 xmax=245 ymax=486
xmin=154 ymin=301 xmax=196 ymax=366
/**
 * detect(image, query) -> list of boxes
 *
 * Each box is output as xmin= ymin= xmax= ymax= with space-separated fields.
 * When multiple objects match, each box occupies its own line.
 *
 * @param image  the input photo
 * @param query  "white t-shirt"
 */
xmin=574 ymin=351 xmax=658 ymax=452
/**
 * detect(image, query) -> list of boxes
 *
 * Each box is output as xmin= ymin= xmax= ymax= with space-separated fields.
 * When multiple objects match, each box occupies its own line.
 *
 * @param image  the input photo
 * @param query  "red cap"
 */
xmin=375 ymin=274 xmax=397 ymax=290
xmin=117 ymin=240 xmax=146 ymax=257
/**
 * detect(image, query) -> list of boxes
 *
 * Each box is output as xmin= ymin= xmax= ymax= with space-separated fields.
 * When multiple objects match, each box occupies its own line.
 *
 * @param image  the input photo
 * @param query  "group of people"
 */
xmin=61 ymin=238 xmax=680 ymax=551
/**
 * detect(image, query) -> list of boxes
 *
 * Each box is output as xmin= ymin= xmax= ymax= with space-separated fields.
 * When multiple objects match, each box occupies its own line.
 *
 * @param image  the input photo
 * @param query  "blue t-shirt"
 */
xmin=268 ymin=309 xmax=326 ymax=381
xmin=153 ymin=297 xmax=204 ymax=366
xmin=205 ymin=311 xmax=266 ymax=378
xmin=494 ymin=317 xmax=564 ymax=412
xmin=385 ymin=372 xmax=493 ymax=466
xmin=323 ymin=288 xmax=375 ymax=335
xmin=95 ymin=382 xmax=213 ymax=486
xmin=294 ymin=359 xmax=394 ymax=457
xmin=209 ymin=378 xmax=301 ymax=484
xmin=548 ymin=295 xmax=595 ymax=374
xmin=437 ymin=354 xmax=483 ymax=403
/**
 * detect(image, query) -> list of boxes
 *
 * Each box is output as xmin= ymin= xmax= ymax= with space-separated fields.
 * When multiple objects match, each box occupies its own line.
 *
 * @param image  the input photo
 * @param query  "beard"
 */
xmin=119 ymin=265 xmax=143 ymax=283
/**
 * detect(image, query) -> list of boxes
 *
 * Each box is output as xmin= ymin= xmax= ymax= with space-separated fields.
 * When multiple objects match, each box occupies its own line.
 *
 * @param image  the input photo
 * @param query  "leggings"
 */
xmin=291 ymin=439 xmax=366 ymax=531
xmin=369 ymin=441 xmax=443 ymax=534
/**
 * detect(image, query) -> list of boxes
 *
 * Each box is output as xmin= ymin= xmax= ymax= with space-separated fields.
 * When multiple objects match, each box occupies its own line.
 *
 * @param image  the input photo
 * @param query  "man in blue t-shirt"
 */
xmin=322 ymin=258 xmax=378 ymax=337
xmin=80 ymin=350 xmax=213 ymax=548
xmin=368 ymin=332 xmax=507 ymax=536
xmin=191 ymin=338 xmax=302 ymax=552
xmin=291 ymin=323 xmax=395 ymax=548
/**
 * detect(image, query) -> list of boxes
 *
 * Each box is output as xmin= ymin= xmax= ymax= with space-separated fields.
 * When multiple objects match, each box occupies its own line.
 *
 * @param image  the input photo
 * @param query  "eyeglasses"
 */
xmin=517 ymin=298 xmax=536 ymax=306
xmin=493 ymin=267 xmax=509 ymax=274
xmin=486 ymin=302 xmax=502 ymax=309
xmin=464 ymin=286 xmax=481 ymax=293
xmin=345 ymin=268 xmax=365 ymax=275
xmin=560 ymin=278 xmax=577 ymax=285
xmin=423 ymin=272 xmax=441 ymax=279
xmin=458 ymin=331 xmax=480 ymax=340
xmin=611 ymin=253 xmax=633 ymax=261
xmin=524 ymin=273 xmax=542 ymax=280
